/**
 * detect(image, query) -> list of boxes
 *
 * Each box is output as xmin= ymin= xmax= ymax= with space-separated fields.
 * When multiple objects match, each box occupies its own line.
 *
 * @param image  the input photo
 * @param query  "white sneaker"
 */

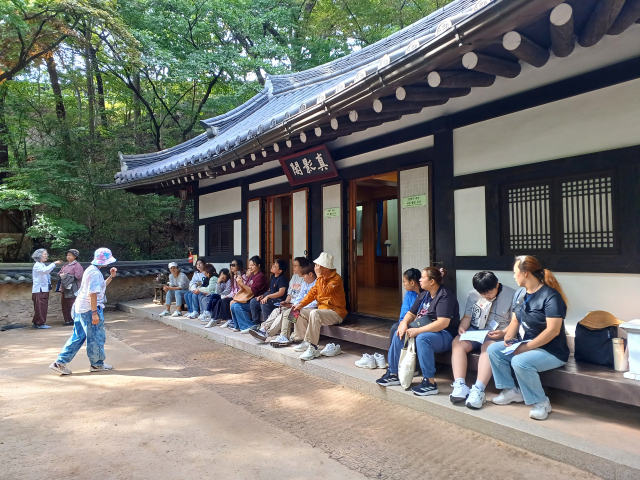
xmin=492 ymin=387 xmax=524 ymax=405
xmin=240 ymin=328 xmax=252 ymax=334
xmin=529 ymin=398 xmax=552 ymax=420
xmin=90 ymin=363 xmax=113 ymax=372
xmin=355 ymin=353 xmax=377 ymax=369
xmin=198 ymin=313 xmax=206 ymax=320
xmin=218 ymin=320 xmax=229 ymax=328
xmin=320 ymin=343 xmax=341 ymax=356
xmin=300 ymin=345 xmax=321 ymax=361
xmin=171 ymin=311 xmax=183 ymax=317
xmin=465 ymin=386 xmax=486 ymax=409
xmin=49 ymin=362 xmax=72 ymax=375
xmin=159 ymin=310 xmax=171 ymax=316
xmin=293 ymin=341 xmax=310 ymax=352
xmin=205 ymin=320 xmax=216 ymax=328
xmin=373 ymin=353 xmax=386 ymax=369
xmin=449 ymin=379 xmax=470 ymax=404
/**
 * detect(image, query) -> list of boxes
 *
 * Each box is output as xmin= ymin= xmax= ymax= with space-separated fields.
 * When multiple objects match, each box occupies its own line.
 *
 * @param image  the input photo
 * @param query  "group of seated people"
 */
xmin=165 ymin=252 xmax=568 ymax=421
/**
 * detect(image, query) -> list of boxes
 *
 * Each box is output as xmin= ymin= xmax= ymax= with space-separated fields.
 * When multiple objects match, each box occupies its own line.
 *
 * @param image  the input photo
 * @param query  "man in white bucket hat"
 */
xmin=291 ymin=252 xmax=347 ymax=361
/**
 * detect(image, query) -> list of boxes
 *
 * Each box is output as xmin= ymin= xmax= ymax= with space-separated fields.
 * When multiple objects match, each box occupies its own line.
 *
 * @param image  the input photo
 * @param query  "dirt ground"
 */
xmin=0 ymin=311 xmax=600 ymax=480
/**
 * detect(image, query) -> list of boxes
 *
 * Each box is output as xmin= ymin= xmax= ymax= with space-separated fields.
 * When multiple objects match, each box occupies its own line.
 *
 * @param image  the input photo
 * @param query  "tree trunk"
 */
xmin=45 ymin=55 xmax=66 ymax=122
xmin=84 ymin=25 xmax=96 ymax=137
xmin=90 ymin=46 xmax=108 ymax=126
xmin=132 ymin=72 xmax=141 ymax=148
xmin=0 ymin=85 xmax=9 ymax=183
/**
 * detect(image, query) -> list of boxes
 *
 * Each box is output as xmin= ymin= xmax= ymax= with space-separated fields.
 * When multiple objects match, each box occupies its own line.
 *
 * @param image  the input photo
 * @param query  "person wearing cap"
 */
xmin=291 ymin=252 xmax=347 ymax=361
xmin=31 ymin=248 xmax=63 ymax=329
xmin=57 ymin=249 xmax=84 ymax=326
xmin=160 ymin=262 xmax=190 ymax=317
xmin=49 ymin=248 xmax=117 ymax=375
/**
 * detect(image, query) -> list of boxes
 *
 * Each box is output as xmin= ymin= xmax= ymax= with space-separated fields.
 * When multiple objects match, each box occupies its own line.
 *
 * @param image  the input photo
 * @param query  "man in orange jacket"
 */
xmin=291 ymin=252 xmax=347 ymax=361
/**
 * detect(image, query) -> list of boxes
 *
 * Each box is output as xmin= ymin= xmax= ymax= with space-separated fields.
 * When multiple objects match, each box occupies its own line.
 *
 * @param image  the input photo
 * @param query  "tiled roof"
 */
xmin=110 ymin=0 xmax=488 ymax=187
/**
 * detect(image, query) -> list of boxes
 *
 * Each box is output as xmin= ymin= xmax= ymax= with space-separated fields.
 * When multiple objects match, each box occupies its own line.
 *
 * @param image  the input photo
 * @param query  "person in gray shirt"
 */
xmin=160 ymin=262 xmax=190 ymax=317
xmin=450 ymin=271 xmax=516 ymax=410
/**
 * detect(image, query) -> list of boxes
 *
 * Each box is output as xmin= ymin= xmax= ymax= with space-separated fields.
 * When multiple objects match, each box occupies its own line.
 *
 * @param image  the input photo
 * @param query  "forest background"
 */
xmin=0 ymin=0 xmax=451 ymax=262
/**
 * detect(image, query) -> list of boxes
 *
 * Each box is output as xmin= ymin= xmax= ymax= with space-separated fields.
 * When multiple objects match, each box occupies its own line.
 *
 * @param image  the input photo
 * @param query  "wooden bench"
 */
xmin=321 ymin=314 xmax=640 ymax=408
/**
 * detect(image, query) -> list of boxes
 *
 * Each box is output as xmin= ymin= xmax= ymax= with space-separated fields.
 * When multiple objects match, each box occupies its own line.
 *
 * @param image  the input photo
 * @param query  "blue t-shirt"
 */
xmin=513 ymin=285 xmax=569 ymax=362
xmin=269 ymin=274 xmax=289 ymax=301
xmin=399 ymin=290 xmax=418 ymax=321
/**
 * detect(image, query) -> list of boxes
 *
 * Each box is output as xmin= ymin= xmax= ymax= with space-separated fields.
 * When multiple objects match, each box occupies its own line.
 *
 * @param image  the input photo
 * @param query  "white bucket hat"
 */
xmin=314 ymin=252 xmax=335 ymax=270
xmin=168 ymin=262 xmax=178 ymax=268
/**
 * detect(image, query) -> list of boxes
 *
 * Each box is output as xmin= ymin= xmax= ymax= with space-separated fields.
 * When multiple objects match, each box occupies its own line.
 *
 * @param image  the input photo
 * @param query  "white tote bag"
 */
xmin=398 ymin=337 xmax=417 ymax=390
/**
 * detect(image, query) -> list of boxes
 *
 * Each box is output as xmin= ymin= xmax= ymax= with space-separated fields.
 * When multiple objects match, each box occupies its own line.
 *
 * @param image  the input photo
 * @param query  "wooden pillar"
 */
xmin=433 ymin=126 xmax=456 ymax=294
xmin=194 ymin=182 xmax=200 ymax=259
xmin=309 ymin=183 xmax=323 ymax=261
xmin=240 ymin=179 xmax=249 ymax=262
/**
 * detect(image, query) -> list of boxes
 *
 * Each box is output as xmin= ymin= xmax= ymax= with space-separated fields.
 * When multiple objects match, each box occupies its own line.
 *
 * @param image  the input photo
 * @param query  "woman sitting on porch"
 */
xmin=160 ymin=262 xmax=190 ymax=317
xmin=230 ymin=256 xmax=268 ymax=332
xmin=203 ymin=268 xmax=232 ymax=327
xmin=190 ymin=264 xmax=217 ymax=319
xmin=184 ymin=258 xmax=206 ymax=318
xmin=487 ymin=255 xmax=569 ymax=421
xmin=377 ymin=267 xmax=460 ymax=396
xmin=211 ymin=259 xmax=244 ymax=328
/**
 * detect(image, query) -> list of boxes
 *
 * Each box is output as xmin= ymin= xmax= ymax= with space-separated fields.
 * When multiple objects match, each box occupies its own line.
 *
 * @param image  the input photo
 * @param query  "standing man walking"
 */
xmin=49 ymin=248 xmax=117 ymax=375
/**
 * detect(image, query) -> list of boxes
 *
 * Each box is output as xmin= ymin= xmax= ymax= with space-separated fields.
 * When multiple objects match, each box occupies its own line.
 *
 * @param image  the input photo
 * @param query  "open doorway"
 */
xmin=349 ymin=172 xmax=400 ymax=319
xmin=266 ymin=193 xmax=292 ymax=278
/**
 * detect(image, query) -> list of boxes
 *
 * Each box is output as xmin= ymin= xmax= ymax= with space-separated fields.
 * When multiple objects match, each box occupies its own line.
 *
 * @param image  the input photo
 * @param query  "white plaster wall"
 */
xmin=198 ymin=225 xmax=205 ymax=257
xmin=322 ymin=184 xmax=342 ymax=276
xmin=292 ymin=190 xmax=307 ymax=258
xmin=454 ymin=187 xmax=487 ymax=256
xmin=248 ymin=199 xmax=261 ymax=258
xmin=334 ymin=136 xmax=433 ymax=170
xmin=249 ymin=175 xmax=288 ymax=191
xmin=199 ymin=187 xmax=241 ymax=219
xmin=456 ymin=269 xmax=640 ymax=329
xmin=233 ymin=219 xmax=242 ymax=255
xmin=211 ymin=263 xmax=229 ymax=274
xmin=400 ymin=166 xmax=430 ymax=295
xmin=454 ymin=78 xmax=640 ymax=176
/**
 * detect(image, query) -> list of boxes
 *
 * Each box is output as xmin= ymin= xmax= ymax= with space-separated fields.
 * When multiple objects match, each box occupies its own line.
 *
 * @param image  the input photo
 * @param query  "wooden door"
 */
xmin=292 ymin=188 xmax=308 ymax=259
xmin=247 ymin=198 xmax=262 ymax=262
xmin=348 ymin=180 xmax=358 ymax=311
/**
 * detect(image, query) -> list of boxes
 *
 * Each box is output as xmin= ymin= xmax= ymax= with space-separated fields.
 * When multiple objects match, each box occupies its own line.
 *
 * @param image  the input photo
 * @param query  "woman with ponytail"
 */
xmin=487 ymin=256 xmax=569 ymax=420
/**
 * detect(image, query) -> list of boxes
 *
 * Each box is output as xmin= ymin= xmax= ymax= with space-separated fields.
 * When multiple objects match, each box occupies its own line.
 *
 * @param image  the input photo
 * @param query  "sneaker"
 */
xmin=218 ymin=320 xmax=229 ymax=328
xmin=63 ymin=321 xmax=74 ymax=326
xmin=159 ymin=310 xmax=171 ymax=317
xmin=49 ymin=362 xmax=72 ymax=375
xmin=33 ymin=324 xmax=51 ymax=329
xmin=355 ymin=354 xmax=377 ymax=369
xmin=90 ymin=363 xmax=113 ymax=372
xmin=205 ymin=320 xmax=216 ymax=328
xmin=465 ymin=386 xmax=486 ymax=409
xmin=249 ymin=328 xmax=268 ymax=342
xmin=270 ymin=335 xmax=291 ymax=348
xmin=186 ymin=312 xmax=197 ymax=319
xmin=233 ymin=328 xmax=240 ymax=332
xmin=240 ymin=327 xmax=252 ymax=334
xmin=449 ymin=379 xmax=470 ymax=404
xmin=412 ymin=378 xmax=439 ymax=396
xmin=293 ymin=341 xmax=310 ymax=352
xmin=299 ymin=345 xmax=321 ymax=361
xmin=529 ymin=398 xmax=552 ymax=420
xmin=492 ymin=387 xmax=524 ymax=405
xmin=376 ymin=369 xmax=401 ymax=387
xmin=171 ymin=311 xmax=183 ymax=317
xmin=320 ymin=343 xmax=341 ymax=356
xmin=373 ymin=353 xmax=386 ymax=369
xmin=198 ymin=313 xmax=206 ymax=320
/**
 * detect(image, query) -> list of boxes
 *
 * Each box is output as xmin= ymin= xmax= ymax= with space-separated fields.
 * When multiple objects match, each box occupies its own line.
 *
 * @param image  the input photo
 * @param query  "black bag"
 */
xmin=409 ymin=316 xmax=432 ymax=329
xmin=574 ymin=323 xmax=617 ymax=368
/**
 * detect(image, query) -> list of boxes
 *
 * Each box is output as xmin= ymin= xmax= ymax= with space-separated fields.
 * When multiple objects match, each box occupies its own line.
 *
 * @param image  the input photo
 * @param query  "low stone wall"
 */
xmin=0 ymin=275 xmax=156 ymax=327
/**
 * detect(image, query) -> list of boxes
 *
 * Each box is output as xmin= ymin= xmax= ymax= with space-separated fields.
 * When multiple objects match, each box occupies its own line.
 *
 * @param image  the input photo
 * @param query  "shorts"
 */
xmin=462 ymin=325 xmax=490 ymax=352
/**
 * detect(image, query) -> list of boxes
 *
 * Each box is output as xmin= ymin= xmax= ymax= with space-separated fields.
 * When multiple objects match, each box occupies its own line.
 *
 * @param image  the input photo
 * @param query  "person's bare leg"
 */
xmin=452 ymin=336 xmax=473 ymax=380
xmin=477 ymin=341 xmax=496 ymax=386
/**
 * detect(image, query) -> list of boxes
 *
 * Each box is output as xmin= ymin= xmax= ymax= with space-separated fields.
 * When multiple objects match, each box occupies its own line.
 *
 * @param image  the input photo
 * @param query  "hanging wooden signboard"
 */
xmin=279 ymin=145 xmax=338 ymax=186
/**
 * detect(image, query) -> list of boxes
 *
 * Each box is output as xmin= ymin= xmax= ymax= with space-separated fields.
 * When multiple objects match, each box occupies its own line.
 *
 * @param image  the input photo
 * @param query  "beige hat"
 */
xmin=579 ymin=311 xmax=623 ymax=330
xmin=168 ymin=262 xmax=178 ymax=269
xmin=314 ymin=252 xmax=335 ymax=270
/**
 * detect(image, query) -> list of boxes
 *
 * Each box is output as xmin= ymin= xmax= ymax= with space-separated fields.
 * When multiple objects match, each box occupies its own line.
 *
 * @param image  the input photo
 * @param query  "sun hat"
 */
xmin=579 ymin=311 xmax=623 ymax=330
xmin=92 ymin=248 xmax=116 ymax=266
xmin=314 ymin=252 xmax=335 ymax=270
xmin=168 ymin=262 xmax=178 ymax=268
xmin=66 ymin=249 xmax=80 ymax=259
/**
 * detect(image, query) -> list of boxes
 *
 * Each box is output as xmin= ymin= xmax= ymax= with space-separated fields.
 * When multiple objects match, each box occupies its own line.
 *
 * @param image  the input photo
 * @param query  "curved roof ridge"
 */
xmin=120 ymin=133 xmax=209 ymax=165
xmin=200 ymin=83 xmax=271 ymax=130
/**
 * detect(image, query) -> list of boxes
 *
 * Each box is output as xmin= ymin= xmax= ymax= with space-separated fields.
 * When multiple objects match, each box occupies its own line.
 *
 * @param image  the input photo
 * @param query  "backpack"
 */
xmin=574 ymin=323 xmax=618 ymax=368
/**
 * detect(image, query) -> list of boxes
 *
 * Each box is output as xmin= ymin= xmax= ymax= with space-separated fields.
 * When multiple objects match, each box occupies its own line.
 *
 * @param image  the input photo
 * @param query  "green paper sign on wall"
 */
xmin=324 ymin=207 xmax=340 ymax=218
xmin=402 ymin=195 xmax=427 ymax=208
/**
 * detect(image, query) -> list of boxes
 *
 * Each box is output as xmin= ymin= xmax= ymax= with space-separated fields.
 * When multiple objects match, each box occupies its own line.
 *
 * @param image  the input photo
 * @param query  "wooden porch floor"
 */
xmin=356 ymin=286 xmax=401 ymax=320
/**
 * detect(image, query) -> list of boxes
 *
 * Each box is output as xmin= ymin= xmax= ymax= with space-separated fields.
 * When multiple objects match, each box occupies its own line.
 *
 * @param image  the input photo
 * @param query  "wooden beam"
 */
xmin=395 ymin=86 xmax=470 ymax=102
xmin=314 ymin=126 xmax=322 ymax=137
xmin=578 ymin=0 xmax=626 ymax=48
xmin=550 ymin=3 xmax=575 ymax=58
xmin=462 ymin=52 xmax=521 ymax=78
xmin=427 ymin=71 xmax=495 ymax=88
xmin=272 ymin=142 xmax=280 ymax=153
xmin=348 ymin=109 xmax=420 ymax=123
xmin=373 ymin=97 xmax=447 ymax=113
xmin=608 ymin=0 xmax=640 ymax=35
xmin=503 ymin=31 xmax=549 ymax=68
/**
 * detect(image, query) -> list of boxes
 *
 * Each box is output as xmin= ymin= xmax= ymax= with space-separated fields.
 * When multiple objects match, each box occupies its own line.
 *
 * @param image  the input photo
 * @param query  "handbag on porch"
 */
xmin=233 ymin=286 xmax=254 ymax=304
xmin=398 ymin=337 xmax=417 ymax=390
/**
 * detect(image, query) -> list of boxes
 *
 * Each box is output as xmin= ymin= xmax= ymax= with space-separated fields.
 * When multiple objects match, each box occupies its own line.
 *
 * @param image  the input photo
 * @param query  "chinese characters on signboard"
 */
xmin=279 ymin=145 xmax=338 ymax=186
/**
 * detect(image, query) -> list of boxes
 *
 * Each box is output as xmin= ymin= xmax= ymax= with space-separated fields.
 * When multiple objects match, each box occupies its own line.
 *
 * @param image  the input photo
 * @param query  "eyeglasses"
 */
xmin=230 ymin=263 xmax=237 ymax=266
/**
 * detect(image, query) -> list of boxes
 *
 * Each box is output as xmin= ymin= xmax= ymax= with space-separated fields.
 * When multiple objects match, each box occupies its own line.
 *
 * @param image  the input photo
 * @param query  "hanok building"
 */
xmin=105 ymin=0 xmax=640 ymax=336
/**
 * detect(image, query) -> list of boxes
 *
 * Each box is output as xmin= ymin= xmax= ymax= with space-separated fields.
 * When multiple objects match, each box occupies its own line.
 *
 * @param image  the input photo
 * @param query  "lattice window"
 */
xmin=208 ymin=221 xmax=230 ymax=256
xmin=561 ymin=176 xmax=615 ymax=250
xmin=505 ymin=183 xmax=551 ymax=252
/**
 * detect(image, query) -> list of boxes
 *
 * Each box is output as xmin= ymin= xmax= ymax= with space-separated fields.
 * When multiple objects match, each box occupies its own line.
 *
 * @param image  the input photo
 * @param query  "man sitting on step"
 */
xmin=290 ymin=252 xmax=347 ymax=361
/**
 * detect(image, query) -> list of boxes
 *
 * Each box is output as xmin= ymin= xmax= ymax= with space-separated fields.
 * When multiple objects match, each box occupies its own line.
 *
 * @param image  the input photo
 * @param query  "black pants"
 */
xmin=250 ymin=297 xmax=278 ymax=323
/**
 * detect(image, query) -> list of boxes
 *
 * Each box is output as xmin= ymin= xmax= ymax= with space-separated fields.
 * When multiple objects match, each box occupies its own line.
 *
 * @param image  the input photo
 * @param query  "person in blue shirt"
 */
xmin=389 ymin=268 xmax=422 ymax=343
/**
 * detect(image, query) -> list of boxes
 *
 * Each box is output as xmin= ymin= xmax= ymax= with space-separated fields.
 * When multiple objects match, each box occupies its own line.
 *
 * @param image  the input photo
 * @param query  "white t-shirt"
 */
xmin=75 ymin=265 xmax=107 ymax=313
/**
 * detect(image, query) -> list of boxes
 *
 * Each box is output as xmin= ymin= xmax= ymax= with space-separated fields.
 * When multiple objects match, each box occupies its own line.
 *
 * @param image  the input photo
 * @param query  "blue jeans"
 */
xmin=487 ymin=342 xmax=567 ymax=405
xmin=198 ymin=294 xmax=210 ymax=313
xmin=388 ymin=330 xmax=453 ymax=379
xmin=57 ymin=307 xmax=106 ymax=367
xmin=231 ymin=302 xmax=256 ymax=330
xmin=184 ymin=291 xmax=198 ymax=313
xmin=166 ymin=289 xmax=188 ymax=308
